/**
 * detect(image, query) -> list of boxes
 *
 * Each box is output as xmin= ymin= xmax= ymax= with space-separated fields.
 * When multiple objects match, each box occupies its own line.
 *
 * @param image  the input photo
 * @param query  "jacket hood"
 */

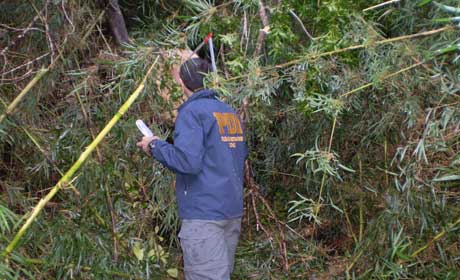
xmin=178 ymin=89 xmax=218 ymax=111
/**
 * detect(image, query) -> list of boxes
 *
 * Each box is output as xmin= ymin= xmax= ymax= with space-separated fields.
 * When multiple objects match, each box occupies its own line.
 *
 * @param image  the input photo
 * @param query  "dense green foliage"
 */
xmin=1 ymin=0 xmax=459 ymax=279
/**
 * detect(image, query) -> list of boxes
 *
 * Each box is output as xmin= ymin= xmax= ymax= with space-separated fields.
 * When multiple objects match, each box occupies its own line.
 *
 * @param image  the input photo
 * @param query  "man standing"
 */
xmin=137 ymin=57 xmax=248 ymax=280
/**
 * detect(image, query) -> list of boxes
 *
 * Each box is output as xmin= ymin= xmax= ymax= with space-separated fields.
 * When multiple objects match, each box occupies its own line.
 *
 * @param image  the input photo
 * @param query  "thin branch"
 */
xmin=250 ymin=188 xmax=271 ymax=238
xmin=363 ymin=0 xmax=401 ymax=12
xmin=289 ymin=9 xmax=315 ymax=41
xmin=60 ymin=0 xmax=74 ymax=30
xmin=43 ymin=2 xmax=56 ymax=62
xmin=0 ymin=23 xmax=44 ymax=33
xmin=275 ymin=26 xmax=454 ymax=70
xmin=0 ymin=69 xmax=34 ymax=83
xmin=0 ymin=52 xmax=50 ymax=76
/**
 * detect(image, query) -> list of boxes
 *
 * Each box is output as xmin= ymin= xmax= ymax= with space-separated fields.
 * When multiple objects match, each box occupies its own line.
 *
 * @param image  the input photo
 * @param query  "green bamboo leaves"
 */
xmin=1 ymin=58 xmax=159 ymax=259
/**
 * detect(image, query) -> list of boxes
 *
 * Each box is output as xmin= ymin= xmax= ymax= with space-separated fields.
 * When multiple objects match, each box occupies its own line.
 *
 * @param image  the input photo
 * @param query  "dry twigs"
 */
xmin=0 ymin=0 xmax=50 ymax=59
xmin=245 ymin=161 xmax=289 ymax=272
xmin=0 ymin=10 xmax=105 ymax=124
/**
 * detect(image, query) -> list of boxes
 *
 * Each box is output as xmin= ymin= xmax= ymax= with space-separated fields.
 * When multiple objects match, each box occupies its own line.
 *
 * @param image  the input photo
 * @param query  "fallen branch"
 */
xmin=1 ymin=58 xmax=159 ymax=259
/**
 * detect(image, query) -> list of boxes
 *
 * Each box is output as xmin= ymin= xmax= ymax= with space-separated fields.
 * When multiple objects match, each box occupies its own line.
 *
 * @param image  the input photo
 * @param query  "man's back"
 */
xmin=151 ymin=89 xmax=248 ymax=220
xmin=138 ymin=57 xmax=247 ymax=280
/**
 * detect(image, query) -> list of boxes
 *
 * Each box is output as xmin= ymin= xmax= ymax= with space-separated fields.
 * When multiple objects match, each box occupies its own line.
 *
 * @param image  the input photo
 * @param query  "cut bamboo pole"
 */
xmin=1 ymin=58 xmax=158 ymax=259
xmin=0 ymin=67 xmax=49 ymax=123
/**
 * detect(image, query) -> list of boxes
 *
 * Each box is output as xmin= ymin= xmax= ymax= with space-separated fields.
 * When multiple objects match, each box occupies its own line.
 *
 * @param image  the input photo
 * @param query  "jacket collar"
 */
xmin=178 ymin=89 xmax=218 ymax=111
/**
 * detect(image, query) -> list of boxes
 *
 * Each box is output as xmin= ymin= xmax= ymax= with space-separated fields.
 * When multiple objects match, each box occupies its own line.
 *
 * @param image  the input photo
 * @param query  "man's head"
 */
xmin=179 ymin=58 xmax=211 ymax=93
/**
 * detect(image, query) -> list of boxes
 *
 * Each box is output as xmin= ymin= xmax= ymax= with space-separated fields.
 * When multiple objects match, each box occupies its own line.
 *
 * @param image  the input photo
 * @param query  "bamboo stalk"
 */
xmin=314 ymin=116 xmax=337 ymax=217
xmin=346 ymin=249 xmax=364 ymax=272
xmin=312 ymin=61 xmax=426 ymax=217
xmin=225 ymin=25 xmax=454 ymax=83
xmin=340 ymin=61 xmax=424 ymax=98
xmin=409 ymin=216 xmax=460 ymax=259
xmin=0 ymin=67 xmax=49 ymax=123
xmin=339 ymin=190 xmax=358 ymax=244
xmin=254 ymin=0 xmax=270 ymax=58
xmin=1 ymin=58 xmax=158 ymax=258
xmin=275 ymin=26 xmax=453 ymax=69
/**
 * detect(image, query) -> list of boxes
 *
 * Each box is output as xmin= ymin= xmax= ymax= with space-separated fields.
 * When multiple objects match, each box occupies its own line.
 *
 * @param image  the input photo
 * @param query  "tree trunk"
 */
xmin=106 ymin=0 xmax=129 ymax=45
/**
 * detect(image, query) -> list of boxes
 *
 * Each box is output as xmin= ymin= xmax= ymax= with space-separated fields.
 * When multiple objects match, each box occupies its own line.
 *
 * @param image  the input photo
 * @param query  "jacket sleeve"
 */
xmin=150 ymin=109 xmax=205 ymax=175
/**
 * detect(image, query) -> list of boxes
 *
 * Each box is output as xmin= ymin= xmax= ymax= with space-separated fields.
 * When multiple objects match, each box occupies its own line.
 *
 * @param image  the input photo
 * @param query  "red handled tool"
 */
xmin=188 ymin=33 xmax=217 ymax=73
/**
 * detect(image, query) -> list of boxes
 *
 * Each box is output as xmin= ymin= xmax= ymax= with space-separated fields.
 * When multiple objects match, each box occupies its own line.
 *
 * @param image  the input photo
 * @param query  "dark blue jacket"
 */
xmin=151 ymin=89 xmax=248 ymax=220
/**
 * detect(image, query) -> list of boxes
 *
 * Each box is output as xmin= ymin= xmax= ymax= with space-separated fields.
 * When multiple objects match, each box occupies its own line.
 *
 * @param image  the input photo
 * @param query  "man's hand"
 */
xmin=136 ymin=136 xmax=160 ymax=155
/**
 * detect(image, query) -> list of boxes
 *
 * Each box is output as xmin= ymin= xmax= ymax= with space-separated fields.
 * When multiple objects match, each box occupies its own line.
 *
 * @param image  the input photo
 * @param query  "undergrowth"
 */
xmin=1 ymin=0 xmax=459 ymax=279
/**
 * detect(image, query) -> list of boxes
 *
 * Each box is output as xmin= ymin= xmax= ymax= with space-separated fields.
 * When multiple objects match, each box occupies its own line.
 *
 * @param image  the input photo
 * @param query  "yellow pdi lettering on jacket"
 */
xmin=213 ymin=112 xmax=243 ymax=136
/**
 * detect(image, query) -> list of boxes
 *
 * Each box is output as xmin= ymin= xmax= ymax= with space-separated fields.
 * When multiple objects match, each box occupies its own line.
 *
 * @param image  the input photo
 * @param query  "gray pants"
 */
xmin=179 ymin=218 xmax=241 ymax=280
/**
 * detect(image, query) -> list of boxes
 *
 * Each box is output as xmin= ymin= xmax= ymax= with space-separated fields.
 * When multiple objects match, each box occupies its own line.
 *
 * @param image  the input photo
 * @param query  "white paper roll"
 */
xmin=136 ymin=120 xmax=153 ymax=137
